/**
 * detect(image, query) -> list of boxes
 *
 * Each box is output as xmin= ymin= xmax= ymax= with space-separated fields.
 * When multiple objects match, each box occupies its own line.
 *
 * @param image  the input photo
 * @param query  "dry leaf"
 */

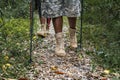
xmin=50 ymin=66 xmax=58 ymax=70
xmin=4 ymin=56 xmax=9 ymax=61
xmin=104 ymin=69 xmax=110 ymax=74
xmin=54 ymin=71 xmax=65 ymax=74
xmin=18 ymin=78 xmax=29 ymax=80
xmin=100 ymin=77 xmax=107 ymax=80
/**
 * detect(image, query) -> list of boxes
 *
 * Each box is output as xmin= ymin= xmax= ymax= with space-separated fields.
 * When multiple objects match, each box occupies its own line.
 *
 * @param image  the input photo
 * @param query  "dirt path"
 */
xmin=26 ymin=23 xmax=107 ymax=80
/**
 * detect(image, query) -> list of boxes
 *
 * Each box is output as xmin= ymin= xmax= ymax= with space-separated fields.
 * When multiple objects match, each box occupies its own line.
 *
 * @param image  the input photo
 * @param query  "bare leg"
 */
xmin=52 ymin=16 xmax=63 ymax=33
xmin=40 ymin=17 xmax=46 ymax=29
xmin=68 ymin=17 xmax=77 ymax=29
xmin=37 ymin=17 xmax=47 ymax=37
xmin=68 ymin=17 xmax=78 ymax=48
xmin=46 ymin=18 xmax=51 ymax=30
xmin=52 ymin=16 xmax=66 ymax=56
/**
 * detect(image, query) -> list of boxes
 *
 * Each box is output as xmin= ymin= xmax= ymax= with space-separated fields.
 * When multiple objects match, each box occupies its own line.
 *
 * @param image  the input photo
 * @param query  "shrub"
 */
xmin=78 ymin=0 xmax=120 ymax=72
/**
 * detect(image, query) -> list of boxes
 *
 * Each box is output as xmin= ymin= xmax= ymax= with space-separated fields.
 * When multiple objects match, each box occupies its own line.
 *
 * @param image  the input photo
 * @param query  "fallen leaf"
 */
xmin=104 ymin=69 xmax=110 ymax=74
xmin=50 ymin=66 xmax=58 ymax=70
xmin=54 ymin=71 xmax=65 ymax=74
xmin=18 ymin=78 xmax=29 ymax=80
xmin=5 ymin=63 xmax=12 ymax=67
xmin=100 ymin=77 xmax=107 ymax=80
xmin=4 ymin=56 xmax=9 ymax=61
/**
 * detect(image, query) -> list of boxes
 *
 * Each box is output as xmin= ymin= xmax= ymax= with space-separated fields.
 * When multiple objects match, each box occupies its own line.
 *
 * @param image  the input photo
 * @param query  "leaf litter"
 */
xmin=26 ymin=24 xmax=113 ymax=80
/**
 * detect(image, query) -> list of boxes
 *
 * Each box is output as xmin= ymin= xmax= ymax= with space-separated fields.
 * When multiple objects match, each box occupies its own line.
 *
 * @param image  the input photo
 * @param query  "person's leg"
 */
xmin=52 ymin=16 xmax=66 ymax=56
xmin=52 ymin=16 xmax=63 ymax=33
xmin=46 ymin=18 xmax=51 ymax=30
xmin=37 ymin=17 xmax=48 ymax=37
xmin=68 ymin=17 xmax=77 ymax=29
xmin=68 ymin=17 xmax=77 ymax=48
xmin=64 ymin=0 xmax=80 ymax=48
xmin=42 ymin=0 xmax=66 ymax=56
xmin=40 ymin=17 xmax=46 ymax=31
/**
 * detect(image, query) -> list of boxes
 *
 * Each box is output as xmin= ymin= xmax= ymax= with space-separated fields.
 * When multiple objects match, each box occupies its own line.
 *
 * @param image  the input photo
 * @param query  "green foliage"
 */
xmin=0 ymin=18 xmax=30 ymax=55
xmin=0 ymin=0 xmax=29 ymax=18
xmin=83 ymin=0 xmax=120 ymax=25
xmin=79 ymin=0 xmax=120 ymax=73
xmin=0 ymin=0 xmax=119 ymax=78
xmin=0 ymin=0 xmax=39 ymax=79
xmin=83 ymin=25 xmax=120 ymax=68
xmin=0 ymin=18 xmax=31 ymax=79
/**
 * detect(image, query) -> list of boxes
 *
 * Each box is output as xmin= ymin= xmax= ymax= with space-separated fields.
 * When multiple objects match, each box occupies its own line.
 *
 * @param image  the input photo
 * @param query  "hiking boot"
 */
xmin=55 ymin=32 xmax=66 ymax=57
xmin=37 ymin=24 xmax=49 ymax=37
xmin=69 ymin=28 xmax=77 ymax=48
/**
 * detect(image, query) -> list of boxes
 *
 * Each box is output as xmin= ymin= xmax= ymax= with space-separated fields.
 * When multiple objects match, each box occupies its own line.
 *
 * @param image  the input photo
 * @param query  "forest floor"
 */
xmin=25 ymin=22 xmax=112 ymax=80
xmin=0 ymin=17 xmax=119 ymax=80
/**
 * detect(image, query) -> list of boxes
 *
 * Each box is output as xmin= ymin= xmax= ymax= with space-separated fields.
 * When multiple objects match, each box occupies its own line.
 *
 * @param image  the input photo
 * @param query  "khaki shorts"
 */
xmin=41 ymin=0 xmax=81 ymax=18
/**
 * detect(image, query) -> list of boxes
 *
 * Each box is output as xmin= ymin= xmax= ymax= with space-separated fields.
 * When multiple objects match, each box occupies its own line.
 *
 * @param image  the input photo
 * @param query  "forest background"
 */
xmin=0 ymin=0 xmax=120 ymax=79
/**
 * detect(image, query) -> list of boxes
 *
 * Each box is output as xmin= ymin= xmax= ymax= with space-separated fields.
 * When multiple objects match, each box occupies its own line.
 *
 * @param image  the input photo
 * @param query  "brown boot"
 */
xmin=55 ymin=32 xmax=66 ymax=57
xmin=69 ymin=28 xmax=77 ymax=48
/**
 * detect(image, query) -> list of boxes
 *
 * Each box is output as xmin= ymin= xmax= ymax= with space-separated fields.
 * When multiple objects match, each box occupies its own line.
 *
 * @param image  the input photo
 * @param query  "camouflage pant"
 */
xmin=41 ymin=0 xmax=81 ymax=18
